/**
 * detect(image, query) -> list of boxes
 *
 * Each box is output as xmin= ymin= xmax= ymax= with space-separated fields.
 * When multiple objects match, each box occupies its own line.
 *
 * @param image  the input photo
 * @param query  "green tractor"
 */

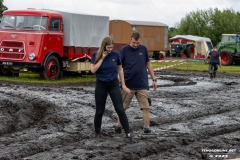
xmin=216 ymin=33 xmax=240 ymax=65
xmin=169 ymin=43 xmax=195 ymax=58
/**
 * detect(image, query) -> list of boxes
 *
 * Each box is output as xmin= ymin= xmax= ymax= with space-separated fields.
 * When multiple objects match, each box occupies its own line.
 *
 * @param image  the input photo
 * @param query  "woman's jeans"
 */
xmin=94 ymin=78 xmax=130 ymax=134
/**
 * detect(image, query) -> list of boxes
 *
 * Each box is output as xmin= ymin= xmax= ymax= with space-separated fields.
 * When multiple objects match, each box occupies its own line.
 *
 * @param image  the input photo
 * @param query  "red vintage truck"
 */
xmin=0 ymin=9 xmax=109 ymax=80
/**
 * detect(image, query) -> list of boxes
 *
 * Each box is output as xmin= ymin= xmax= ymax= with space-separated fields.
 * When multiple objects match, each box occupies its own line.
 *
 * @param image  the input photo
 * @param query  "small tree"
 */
xmin=0 ymin=0 xmax=8 ymax=17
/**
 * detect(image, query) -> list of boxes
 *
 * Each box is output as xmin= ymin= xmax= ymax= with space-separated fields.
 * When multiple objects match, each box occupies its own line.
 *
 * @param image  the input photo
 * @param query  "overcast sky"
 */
xmin=3 ymin=0 xmax=240 ymax=27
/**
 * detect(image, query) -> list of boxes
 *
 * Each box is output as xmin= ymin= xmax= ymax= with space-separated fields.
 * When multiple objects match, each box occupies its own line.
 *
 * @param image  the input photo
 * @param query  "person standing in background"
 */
xmin=207 ymin=47 xmax=221 ymax=79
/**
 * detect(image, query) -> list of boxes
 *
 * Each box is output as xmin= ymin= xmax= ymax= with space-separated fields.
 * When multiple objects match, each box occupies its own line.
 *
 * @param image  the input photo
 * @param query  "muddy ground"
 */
xmin=0 ymin=71 xmax=239 ymax=160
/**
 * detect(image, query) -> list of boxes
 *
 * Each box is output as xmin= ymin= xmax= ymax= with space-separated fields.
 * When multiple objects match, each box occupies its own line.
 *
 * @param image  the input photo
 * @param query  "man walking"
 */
xmin=116 ymin=32 xmax=157 ymax=133
xmin=207 ymin=47 xmax=221 ymax=79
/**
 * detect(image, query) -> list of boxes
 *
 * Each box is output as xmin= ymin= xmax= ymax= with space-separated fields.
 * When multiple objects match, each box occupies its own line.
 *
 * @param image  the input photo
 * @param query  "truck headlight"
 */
xmin=28 ymin=53 xmax=36 ymax=60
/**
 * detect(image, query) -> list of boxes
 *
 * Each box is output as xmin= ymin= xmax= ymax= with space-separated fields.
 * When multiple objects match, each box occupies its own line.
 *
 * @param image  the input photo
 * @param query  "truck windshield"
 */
xmin=0 ymin=15 xmax=48 ymax=31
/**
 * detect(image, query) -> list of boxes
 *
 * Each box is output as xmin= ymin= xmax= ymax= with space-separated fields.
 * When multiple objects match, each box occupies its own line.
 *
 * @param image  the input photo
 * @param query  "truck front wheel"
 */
xmin=41 ymin=56 xmax=62 ymax=80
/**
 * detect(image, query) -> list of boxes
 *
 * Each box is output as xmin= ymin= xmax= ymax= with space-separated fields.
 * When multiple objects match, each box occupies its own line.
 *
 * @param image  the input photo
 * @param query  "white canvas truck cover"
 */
xmin=57 ymin=11 xmax=109 ymax=47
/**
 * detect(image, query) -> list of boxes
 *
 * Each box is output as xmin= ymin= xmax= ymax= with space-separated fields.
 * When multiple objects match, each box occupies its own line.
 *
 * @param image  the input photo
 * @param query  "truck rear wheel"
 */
xmin=41 ymin=56 xmax=62 ymax=80
xmin=220 ymin=51 xmax=233 ymax=65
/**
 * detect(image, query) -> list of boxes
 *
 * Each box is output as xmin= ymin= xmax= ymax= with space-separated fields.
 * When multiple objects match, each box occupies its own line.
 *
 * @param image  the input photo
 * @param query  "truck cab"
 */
xmin=0 ymin=9 xmax=109 ymax=80
xmin=0 ymin=9 xmax=64 ymax=79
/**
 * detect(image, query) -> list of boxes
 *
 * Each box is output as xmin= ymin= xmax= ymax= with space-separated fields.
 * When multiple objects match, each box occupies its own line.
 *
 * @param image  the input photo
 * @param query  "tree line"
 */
xmin=169 ymin=8 xmax=240 ymax=46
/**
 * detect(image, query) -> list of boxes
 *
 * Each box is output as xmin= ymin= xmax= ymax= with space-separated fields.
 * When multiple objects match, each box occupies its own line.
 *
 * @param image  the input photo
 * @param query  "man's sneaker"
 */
xmin=115 ymin=125 xmax=122 ymax=133
xmin=126 ymin=133 xmax=132 ymax=140
xmin=143 ymin=127 xmax=151 ymax=133
xmin=95 ymin=133 xmax=102 ymax=138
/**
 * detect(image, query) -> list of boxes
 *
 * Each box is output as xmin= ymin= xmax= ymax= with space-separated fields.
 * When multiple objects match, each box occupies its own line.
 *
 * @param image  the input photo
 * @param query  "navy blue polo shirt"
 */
xmin=209 ymin=51 xmax=220 ymax=64
xmin=91 ymin=50 xmax=121 ymax=82
xmin=120 ymin=44 xmax=150 ymax=90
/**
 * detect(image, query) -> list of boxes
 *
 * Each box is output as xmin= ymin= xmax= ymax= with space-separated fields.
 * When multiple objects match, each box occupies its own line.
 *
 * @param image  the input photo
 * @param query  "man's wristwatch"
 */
xmin=152 ymin=79 xmax=157 ymax=82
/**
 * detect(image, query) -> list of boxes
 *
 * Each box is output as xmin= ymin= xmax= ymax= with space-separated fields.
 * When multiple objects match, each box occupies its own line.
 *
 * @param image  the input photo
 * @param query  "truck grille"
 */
xmin=0 ymin=41 xmax=25 ymax=60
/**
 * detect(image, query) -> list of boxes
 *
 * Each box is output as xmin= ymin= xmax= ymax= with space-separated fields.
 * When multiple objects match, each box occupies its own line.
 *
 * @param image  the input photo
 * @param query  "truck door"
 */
xmin=47 ymin=18 xmax=63 ymax=56
xmin=41 ymin=18 xmax=63 ymax=80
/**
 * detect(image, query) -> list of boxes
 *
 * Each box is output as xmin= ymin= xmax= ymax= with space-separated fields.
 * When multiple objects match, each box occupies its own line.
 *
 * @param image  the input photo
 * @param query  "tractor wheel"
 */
xmin=41 ymin=56 xmax=62 ymax=80
xmin=220 ymin=51 xmax=233 ymax=65
xmin=186 ymin=45 xmax=195 ymax=58
xmin=180 ymin=51 xmax=187 ymax=58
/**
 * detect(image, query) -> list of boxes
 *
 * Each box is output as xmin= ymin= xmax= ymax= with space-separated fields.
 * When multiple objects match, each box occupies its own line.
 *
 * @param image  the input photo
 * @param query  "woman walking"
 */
xmin=90 ymin=36 xmax=132 ymax=138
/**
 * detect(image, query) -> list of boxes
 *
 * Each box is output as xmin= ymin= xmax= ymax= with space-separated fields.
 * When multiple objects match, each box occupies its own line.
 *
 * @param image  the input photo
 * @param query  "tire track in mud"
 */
xmin=74 ymin=76 xmax=237 ymax=159
xmin=68 ymin=76 xmax=238 ymax=159
xmin=89 ymin=112 xmax=240 ymax=159
xmin=0 ymin=89 xmax=64 ymax=159
xmin=0 ymin=74 xmax=239 ymax=159
xmin=0 ymin=87 xmax=90 ymax=159
xmin=89 ymin=75 xmax=240 ymax=159
xmin=0 ymin=91 xmax=51 ymax=135
xmin=0 ymin=84 xmax=116 ymax=160
xmin=128 ymin=78 xmax=239 ymax=132
xmin=143 ymin=75 xmax=240 ymax=159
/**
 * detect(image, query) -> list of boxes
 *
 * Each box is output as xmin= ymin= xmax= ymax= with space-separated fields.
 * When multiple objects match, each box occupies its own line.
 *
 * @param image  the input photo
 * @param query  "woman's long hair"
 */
xmin=94 ymin=36 xmax=114 ymax=64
